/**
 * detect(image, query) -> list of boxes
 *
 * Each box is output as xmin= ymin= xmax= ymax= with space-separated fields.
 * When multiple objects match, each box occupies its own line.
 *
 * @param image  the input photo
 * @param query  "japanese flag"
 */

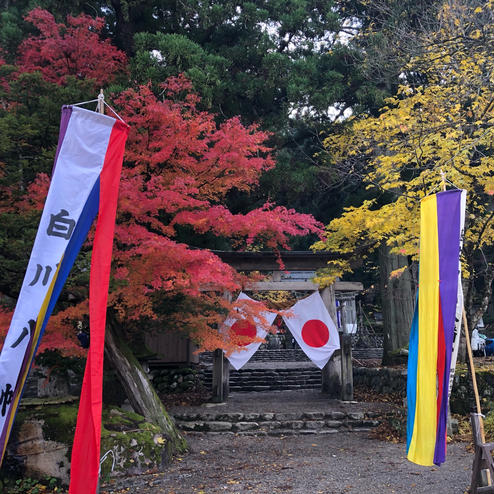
xmin=223 ymin=292 xmax=277 ymax=370
xmin=282 ymin=291 xmax=340 ymax=369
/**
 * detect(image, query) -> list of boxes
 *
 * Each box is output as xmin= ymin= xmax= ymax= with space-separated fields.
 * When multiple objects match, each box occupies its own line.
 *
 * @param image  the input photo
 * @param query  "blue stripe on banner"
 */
xmin=33 ymin=178 xmax=100 ymax=354
xmin=2 ymin=178 xmax=101 ymax=460
xmin=406 ymin=293 xmax=419 ymax=452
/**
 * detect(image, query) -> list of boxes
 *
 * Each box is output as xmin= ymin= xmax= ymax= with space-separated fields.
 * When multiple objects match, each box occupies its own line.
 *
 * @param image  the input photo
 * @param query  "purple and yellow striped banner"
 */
xmin=407 ymin=189 xmax=466 ymax=466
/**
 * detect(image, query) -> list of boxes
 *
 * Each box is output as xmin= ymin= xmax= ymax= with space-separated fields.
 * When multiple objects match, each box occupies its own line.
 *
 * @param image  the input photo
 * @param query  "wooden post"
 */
xmin=338 ymin=300 xmax=353 ymax=401
xmin=97 ymin=88 xmax=105 ymax=114
xmin=211 ymin=292 xmax=231 ymax=402
xmin=211 ymin=349 xmax=230 ymax=402
xmin=320 ymin=285 xmax=342 ymax=397
xmin=340 ymin=333 xmax=354 ymax=401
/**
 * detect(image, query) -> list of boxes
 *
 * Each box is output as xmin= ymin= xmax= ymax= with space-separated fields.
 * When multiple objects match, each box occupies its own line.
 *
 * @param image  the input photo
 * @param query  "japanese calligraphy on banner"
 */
xmin=0 ymin=105 xmax=128 ymax=494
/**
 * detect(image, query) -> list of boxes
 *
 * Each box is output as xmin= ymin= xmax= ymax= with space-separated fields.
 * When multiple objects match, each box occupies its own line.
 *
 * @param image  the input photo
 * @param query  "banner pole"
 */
xmin=97 ymin=89 xmax=105 ymax=114
xmin=463 ymin=307 xmax=492 ymax=487
xmin=463 ymin=310 xmax=483 ymax=418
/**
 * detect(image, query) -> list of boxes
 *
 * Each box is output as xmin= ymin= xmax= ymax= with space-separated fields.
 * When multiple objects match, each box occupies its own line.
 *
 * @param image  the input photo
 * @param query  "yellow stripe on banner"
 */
xmin=407 ymin=195 xmax=439 ymax=466
xmin=0 ymin=260 xmax=63 ymax=462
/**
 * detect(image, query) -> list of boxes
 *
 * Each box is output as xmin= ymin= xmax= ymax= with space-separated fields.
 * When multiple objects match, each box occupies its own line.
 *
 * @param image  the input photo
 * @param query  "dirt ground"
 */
xmin=101 ymin=390 xmax=473 ymax=494
xmin=100 ymin=432 xmax=472 ymax=494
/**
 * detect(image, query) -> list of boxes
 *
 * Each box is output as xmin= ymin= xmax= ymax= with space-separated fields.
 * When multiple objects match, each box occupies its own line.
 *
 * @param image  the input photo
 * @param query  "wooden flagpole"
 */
xmin=463 ymin=310 xmax=485 ymax=426
xmin=97 ymin=89 xmax=105 ymax=114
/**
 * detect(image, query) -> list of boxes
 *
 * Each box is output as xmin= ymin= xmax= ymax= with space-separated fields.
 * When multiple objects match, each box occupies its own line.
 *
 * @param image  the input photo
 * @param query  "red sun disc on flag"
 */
xmin=301 ymin=319 xmax=329 ymax=348
xmin=230 ymin=320 xmax=257 ymax=346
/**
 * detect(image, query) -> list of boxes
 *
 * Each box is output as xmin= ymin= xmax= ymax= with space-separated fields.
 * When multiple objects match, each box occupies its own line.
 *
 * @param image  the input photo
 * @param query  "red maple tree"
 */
xmin=18 ymin=8 xmax=127 ymax=86
xmin=1 ymin=9 xmax=323 ymax=356
xmin=105 ymin=77 xmax=322 ymax=351
xmin=1 ymin=74 xmax=322 ymax=355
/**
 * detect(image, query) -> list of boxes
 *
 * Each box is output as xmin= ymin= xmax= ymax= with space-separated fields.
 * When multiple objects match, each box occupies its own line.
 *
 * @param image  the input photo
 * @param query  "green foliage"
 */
xmin=1 ymin=476 xmax=62 ymax=494
xmin=0 ymin=72 xmax=94 ymax=188
xmin=131 ymin=32 xmax=230 ymax=108
xmin=0 ymin=9 xmax=24 ymax=62
xmin=0 ymin=71 xmax=96 ymax=301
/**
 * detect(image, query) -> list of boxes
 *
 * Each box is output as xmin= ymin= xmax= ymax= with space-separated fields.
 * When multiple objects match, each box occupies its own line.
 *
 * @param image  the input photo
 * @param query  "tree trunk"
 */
xmin=110 ymin=0 xmax=138 ymax=55
xmin=379 ymin=244 xmax=414 ymax=365
xmin=104 ymin=319 xmax=187 ymax=458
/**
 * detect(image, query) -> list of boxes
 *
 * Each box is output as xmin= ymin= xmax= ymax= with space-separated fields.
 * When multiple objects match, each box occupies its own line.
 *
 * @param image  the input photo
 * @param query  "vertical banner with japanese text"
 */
xmin=0 ymin=106 xmax=128 ymax=494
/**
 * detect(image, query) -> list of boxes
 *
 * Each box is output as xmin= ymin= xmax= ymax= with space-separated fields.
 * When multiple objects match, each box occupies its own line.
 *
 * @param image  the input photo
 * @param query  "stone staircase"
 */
xmin=199 ymin=348 xmax=383 ymax=366
xmin=198 ymin=347 xmax=384 ymax=393
xmin=200 ymin=367 xmax=322 ymax=392
xmin=172 ymin=409 xmax=381 ymax=435
xmin=199 ymin=349 xmax=310 ymax=365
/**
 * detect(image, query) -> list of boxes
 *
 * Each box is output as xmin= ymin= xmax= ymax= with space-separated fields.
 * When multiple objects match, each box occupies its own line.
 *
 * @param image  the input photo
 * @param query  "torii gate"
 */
xmin=210 ymin=251 xmax=363 ymax=403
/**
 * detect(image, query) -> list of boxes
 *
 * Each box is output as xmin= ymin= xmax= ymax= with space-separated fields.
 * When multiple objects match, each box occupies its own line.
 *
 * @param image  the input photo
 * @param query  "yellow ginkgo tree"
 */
xmin=314 ymin=0 xmax=494 ymax=343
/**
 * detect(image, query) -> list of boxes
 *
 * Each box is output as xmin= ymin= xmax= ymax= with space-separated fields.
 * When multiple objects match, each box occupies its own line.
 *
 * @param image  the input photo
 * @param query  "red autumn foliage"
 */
xmin=103 ymin=77 xmax=322 ymax=351
xmin=18 ymin=8 xmax=127 ymax=86
xmin=0 ymin=72 xmax=322 ymax=355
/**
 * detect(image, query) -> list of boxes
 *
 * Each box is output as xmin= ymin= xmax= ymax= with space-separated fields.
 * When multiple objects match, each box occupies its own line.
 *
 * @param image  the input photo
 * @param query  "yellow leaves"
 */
xmin=312 ymin=261 xmax=350 ymax=286
xmin=314 ymin=0 xmax=493 ymax=280
xmin=389 ymin=266 xmax=408 ymax=280
xmin=470 ymin=29 xmax=482 ymax=39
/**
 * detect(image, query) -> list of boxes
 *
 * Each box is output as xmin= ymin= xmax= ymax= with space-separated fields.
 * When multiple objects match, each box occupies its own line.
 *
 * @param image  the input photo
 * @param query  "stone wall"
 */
xmin=353 ymin=367 xmax=407 ymax=395
xmin=354 ymin=366 xmax=494 ymax=416
xmin=449 ymin=368 xmax=494 ymax=415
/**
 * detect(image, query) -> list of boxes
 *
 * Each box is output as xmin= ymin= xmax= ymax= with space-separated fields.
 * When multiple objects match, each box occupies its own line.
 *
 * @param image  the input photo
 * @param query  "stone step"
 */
xmin=201 ymin=370 xmax=321 ymax=377
xmin=229 ymin=384 xmax=321 ymax=392
xmin=173 ymin=410 xmax=381 ymax=435
xmin=227 ymin=378 xmax=322 ymax=384
xmin=226 ymin=374 xmax=321 ymax=380
xmin=199 ymin=349 xmax=311 ymax=365
xmin=199 ymin=348 xmax=383 ymax=366
xmin=226 ymin=380 xmax=322 ymax=386
xmin=200 ymin=367 xmax=322 ymax=391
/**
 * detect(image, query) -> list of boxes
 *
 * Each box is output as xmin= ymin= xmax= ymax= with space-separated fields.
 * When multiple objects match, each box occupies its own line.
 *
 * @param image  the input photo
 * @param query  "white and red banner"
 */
xmin=223 ymin=292 xmax=276 ymax=370
xmin=0 ymin=105 xmax=128 ymax=494
xmin=282 ymin=291 xmax=339 ymax=369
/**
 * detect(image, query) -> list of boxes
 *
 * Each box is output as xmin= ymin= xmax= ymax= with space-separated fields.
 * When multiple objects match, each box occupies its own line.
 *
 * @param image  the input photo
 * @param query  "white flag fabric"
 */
xmin=0 ymin=105 xmax=128 ymax=494
xmin=282 ymin=291 xmax=339 ymax=369
xmin=223 ymin=292 xmax=276 ymax=370
xmin=0 ymin=106 xmax=120 ymax=461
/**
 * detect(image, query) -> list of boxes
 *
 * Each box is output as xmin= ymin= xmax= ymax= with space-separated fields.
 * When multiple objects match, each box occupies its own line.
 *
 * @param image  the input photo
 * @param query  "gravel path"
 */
xmin=168 ymin=389 xmax=398 ymax=415
xmin=101 ymin=390 xmax=472 ymax=494
xmin=101 ymin=432 xmax=472 ymax=494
